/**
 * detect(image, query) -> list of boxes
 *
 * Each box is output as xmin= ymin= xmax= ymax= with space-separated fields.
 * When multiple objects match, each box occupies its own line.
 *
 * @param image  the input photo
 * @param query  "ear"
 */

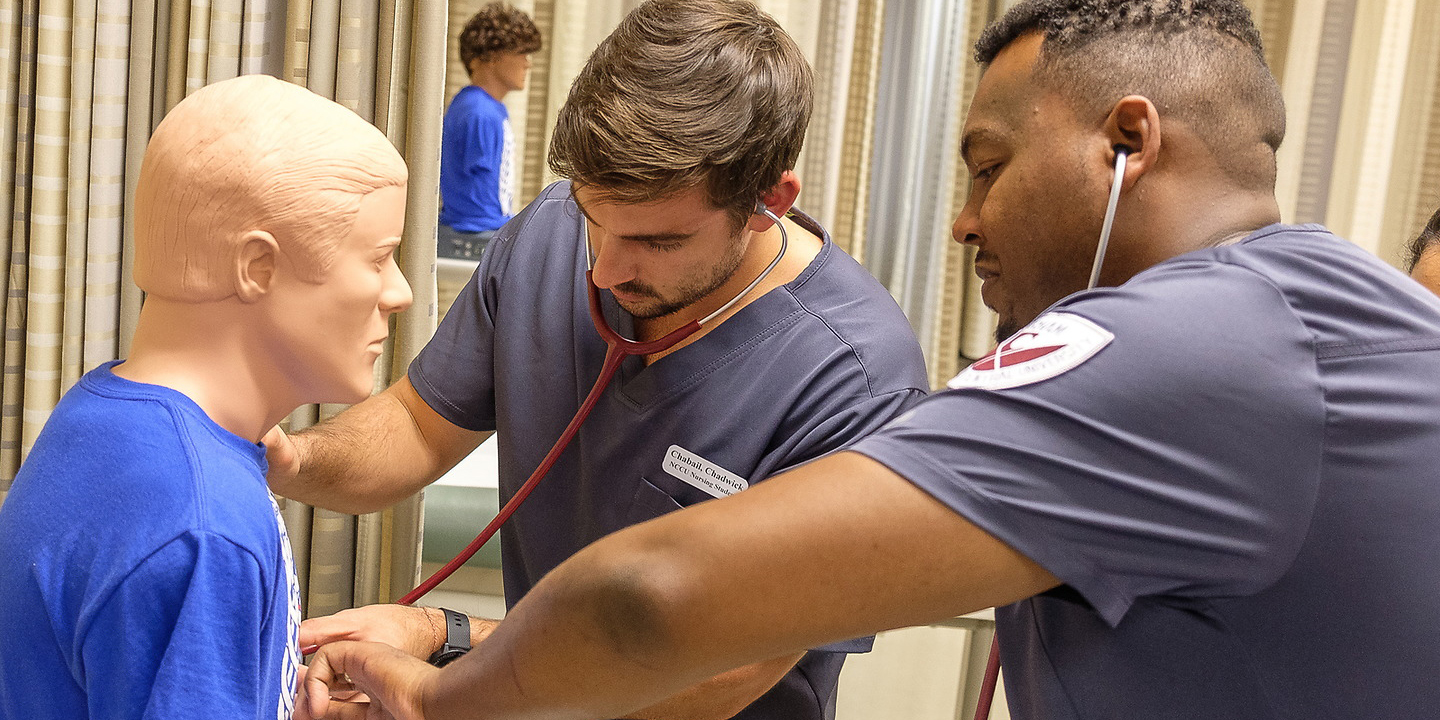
xmin=234 ymin=231 xmax=279 ymax=303
xmin=748 ymin=170 xmax=803 ymax=232
xmin=1101 ymin=95 xmax=1162 ymax=191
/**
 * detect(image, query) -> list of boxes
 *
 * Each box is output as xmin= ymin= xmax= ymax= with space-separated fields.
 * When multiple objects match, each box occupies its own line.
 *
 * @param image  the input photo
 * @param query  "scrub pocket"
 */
xmin=625 ymin=475 xmax=696 ymax=525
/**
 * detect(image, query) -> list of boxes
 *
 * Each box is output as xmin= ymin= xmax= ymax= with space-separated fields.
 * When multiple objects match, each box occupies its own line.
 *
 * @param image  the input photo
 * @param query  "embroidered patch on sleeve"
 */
xmin=947 ymin=312 xmax=1114 ymax=391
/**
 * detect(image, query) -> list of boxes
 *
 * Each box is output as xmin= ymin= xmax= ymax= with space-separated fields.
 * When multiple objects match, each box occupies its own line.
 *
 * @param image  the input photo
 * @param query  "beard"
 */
xmin=994 ymin=320 xmax=1021 ymax=346
xmin=613 ymin=240 xmax=747 ymax=320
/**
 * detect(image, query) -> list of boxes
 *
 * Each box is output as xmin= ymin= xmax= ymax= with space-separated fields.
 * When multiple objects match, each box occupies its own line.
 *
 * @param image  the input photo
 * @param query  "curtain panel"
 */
xmin=0 ymin=0 xmax=446 ymax=617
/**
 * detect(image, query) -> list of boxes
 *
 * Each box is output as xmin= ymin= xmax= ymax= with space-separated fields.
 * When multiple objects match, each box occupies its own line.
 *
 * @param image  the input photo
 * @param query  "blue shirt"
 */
xmin=410 ymin=181 xmax=929 ymax=720
xmin=439 ymin=85 xmax=513 ymax=233
xmin=0 ymin=362 xmax=301 ymax=720
xmin=852 ymin=225 xmax=1440 ymax=719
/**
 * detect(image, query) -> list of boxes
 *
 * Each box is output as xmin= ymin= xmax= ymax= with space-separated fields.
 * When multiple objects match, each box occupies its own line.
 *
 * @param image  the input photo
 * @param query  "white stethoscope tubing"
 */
xmin=1088 ymin=148 xmax=1129 ymax=290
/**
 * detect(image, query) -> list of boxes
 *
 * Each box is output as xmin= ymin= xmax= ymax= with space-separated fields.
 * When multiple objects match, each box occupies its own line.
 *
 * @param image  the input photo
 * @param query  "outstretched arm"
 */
xmin=266 ymin=376 xmax=489 ymax=514
xmin=301 ymin=451 xmax=1058 ymax=720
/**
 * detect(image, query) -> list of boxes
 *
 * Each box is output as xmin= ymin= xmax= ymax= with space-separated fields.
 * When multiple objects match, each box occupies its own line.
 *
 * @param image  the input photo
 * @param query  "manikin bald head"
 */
xmin=133 ymin=75 xmax=408 ymax=302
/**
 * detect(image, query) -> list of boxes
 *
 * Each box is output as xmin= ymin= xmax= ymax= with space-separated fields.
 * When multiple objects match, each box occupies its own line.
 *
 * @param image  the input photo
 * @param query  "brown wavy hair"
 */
xmin=459 ymin=3 xmax=542 ymax=72
xmin=548 ymin=0 xmax=813 ymax=228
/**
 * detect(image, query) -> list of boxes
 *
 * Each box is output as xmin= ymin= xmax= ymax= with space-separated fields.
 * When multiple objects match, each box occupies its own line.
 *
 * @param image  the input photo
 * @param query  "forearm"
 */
xmin=621 ymin=654 xmax=802 ymax=720
xmin=271 ymin=378 xmax=488 ymax=514
xmin=417 ymin=452 xmax=1059 ymax=720
xmin=283 ymin=410 xmax=429 ymax=513
xmin=423 ymin=557 xmax=718 ymax=720
xmin=422 ymin=531 xmax=819 ymax=720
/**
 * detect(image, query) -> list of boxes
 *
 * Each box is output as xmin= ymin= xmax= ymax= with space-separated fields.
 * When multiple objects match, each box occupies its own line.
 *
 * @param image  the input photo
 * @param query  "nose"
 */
xmin=380 ymin=257 xmax=413 ymax=315
xmin=952 ymin=193 xmax=983 ymax=247
xmin=587 ymin=226 xmax=638 ymax=290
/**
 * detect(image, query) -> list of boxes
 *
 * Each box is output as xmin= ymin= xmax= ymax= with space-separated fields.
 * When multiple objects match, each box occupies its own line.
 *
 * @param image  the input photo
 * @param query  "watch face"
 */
xmin=430 ymin=648 xmax=468 ymax=668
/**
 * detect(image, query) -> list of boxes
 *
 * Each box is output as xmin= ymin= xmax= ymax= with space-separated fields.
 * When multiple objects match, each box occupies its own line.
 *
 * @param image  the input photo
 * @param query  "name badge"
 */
xmin=662 ymin=445 xmax=749 ymax=498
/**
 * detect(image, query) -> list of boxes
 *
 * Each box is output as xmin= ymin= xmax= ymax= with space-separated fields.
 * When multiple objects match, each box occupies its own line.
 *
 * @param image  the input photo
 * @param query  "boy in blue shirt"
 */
xmin=438 ymin=3 xmax=542 ymax=260
xmin=0 ymin=75 xmax=412 ymax=720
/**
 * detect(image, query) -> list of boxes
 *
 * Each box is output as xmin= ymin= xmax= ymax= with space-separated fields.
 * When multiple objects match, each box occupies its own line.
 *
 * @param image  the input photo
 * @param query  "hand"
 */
xmin=301 ymin=605 xmax=446 ymax=660
xmin=297 ymin=641 xmax=435 ymax=720
xmin=262 ymin=424 xmax=301 ymax=489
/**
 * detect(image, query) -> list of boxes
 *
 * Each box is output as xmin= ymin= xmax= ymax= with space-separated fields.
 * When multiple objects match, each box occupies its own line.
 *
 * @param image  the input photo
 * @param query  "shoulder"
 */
xmin=781 ymin=241 xmax=928 ymax=396
xmin=479 ymin=181 xmax=583 ymax=276
xmin=1208 ymin=224 xmax=1440 ymax=344
xmin=20 ymin=368 xmax=274 ymax=544
xmin=942 ymin=251 xmax=1323 ymax=418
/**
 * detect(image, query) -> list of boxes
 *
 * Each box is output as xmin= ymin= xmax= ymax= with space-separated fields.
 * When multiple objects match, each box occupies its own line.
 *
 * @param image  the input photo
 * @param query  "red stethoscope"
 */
xmin=399 ymin=203 xmax=790 ymax=604
xmin=301 ymin=205 xmax=788 ymax=657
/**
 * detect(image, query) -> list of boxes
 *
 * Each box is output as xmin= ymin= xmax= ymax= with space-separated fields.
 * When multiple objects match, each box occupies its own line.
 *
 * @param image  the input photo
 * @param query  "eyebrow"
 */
xmin=572 ymin=195 xmax=696 ymax=243
xmin=960 ymin=127 xmax=1009 ymax=166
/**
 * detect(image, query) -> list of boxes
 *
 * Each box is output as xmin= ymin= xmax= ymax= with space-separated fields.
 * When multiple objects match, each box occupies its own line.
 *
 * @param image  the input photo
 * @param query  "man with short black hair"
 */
xmin=298 ymin=1 xmax=1440 ymax=718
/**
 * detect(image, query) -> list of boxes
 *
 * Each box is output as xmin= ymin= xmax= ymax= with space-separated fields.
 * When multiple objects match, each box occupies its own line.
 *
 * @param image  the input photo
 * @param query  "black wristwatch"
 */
xmin=427 ymin=608 xmax=472 ymax=667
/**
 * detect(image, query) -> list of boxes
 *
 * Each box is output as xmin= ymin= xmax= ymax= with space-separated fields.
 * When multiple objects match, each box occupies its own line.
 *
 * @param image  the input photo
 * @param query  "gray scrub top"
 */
xmin=853 ymin=224 xmax=1440 ymax=719
xmin=411 ymin=181 xmax=929 ymax=720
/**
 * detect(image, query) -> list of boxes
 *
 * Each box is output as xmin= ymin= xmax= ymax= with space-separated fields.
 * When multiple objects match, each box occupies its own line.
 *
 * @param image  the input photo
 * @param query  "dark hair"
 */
xmin=547 ymin=0 xmax=813 ymax=228
xmin=459 ymin=3 xmax=542 ymax=72
xmin=975 ymin=0 xmax=1286 ymax=189
xmin=1409 ymin=205 xmax=1440 ymax=272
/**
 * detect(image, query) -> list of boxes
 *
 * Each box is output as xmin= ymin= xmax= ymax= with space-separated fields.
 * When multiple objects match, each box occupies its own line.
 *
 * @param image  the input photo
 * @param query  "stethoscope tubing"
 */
xmin=397 ymin=207 xmax=790 ymax=606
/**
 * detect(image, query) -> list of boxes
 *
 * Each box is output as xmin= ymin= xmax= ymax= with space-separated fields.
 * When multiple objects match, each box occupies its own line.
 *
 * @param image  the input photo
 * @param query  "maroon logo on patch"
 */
xmin=971 ymin=332 xmax=1066 ymax=371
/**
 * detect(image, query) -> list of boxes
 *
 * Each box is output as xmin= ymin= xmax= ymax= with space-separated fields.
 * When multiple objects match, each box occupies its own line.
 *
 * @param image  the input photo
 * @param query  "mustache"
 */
xmin=614 ymin=280 xmax=661 ymax=299
xmin=974 ymin=250 xmax=999 ymax=267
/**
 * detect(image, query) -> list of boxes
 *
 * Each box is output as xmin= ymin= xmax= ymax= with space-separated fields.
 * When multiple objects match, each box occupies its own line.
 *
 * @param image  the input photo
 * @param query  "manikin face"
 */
xmin=574 ymin=185 xmax=748 ymax=320
xmin=953 ymin=34 xmax=1114 ymax=342
xmin=263 ymin=184 xmax=413 ymax=404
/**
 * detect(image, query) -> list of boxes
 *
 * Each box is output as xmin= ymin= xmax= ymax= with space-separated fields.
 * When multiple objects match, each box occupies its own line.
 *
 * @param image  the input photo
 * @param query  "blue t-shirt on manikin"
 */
xmin=851 ymin=225 xmax=1440 ymax=718
xmin=0 ymin=362 xmax=301 ymax=720
xmin=439 ymin=85 xmax=513 ymax=233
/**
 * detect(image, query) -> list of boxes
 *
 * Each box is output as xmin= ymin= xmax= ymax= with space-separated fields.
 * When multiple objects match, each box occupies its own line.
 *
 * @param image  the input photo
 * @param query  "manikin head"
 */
xmin=1409 ymin=206 xmax=1440 ymax=297
xmin=132 ymin=75 xmax=413 ymax=406
xmin=955 ymin=0 xmax=1286 ymax=341
xmin=547 ymin=0 xmax=812 ymax=319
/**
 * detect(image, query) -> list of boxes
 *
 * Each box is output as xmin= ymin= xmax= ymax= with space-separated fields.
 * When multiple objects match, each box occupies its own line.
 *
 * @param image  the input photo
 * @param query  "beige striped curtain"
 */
xmin=1262 ymin=0 xmax=1440 ymax=266
xmin=0 ymin=0 xmax=446 ymax=618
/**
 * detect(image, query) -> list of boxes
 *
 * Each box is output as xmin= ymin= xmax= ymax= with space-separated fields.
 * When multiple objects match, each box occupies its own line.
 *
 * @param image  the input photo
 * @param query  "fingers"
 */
xmin=302 ymin=604 xmax=440 ymax=659
xmin=300 ymin=613 xmax=356 ymax=649
xmin=300 ymin=649 xmax=338 ymax=720
xmin=262 ymin=424 xmax=300 ymax=486
xmin=302 ymin=640 xmax=437 ymax=720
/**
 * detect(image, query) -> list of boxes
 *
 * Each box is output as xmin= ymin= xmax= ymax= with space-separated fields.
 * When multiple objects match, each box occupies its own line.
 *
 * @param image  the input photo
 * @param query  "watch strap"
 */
xmin=427 ymin=607 xmax=471 ymax=667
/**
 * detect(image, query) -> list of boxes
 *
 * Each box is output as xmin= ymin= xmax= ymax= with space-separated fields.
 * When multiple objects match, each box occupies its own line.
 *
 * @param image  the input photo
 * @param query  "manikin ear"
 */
xmin=233 ymin=231 xmax=279 ymax=303
xmin=1101 ymin=95 xmax=1162 ymax=192
xmin=748 ymin=170 xmax=803 ymax=233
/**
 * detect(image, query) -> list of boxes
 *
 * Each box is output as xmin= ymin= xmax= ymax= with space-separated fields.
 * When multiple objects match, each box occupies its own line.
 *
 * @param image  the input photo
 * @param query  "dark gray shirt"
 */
xmin=411 ymin=181 xmax=928 ymax=720
xmin=853 ymin=225 xmax=1440 ymax=718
